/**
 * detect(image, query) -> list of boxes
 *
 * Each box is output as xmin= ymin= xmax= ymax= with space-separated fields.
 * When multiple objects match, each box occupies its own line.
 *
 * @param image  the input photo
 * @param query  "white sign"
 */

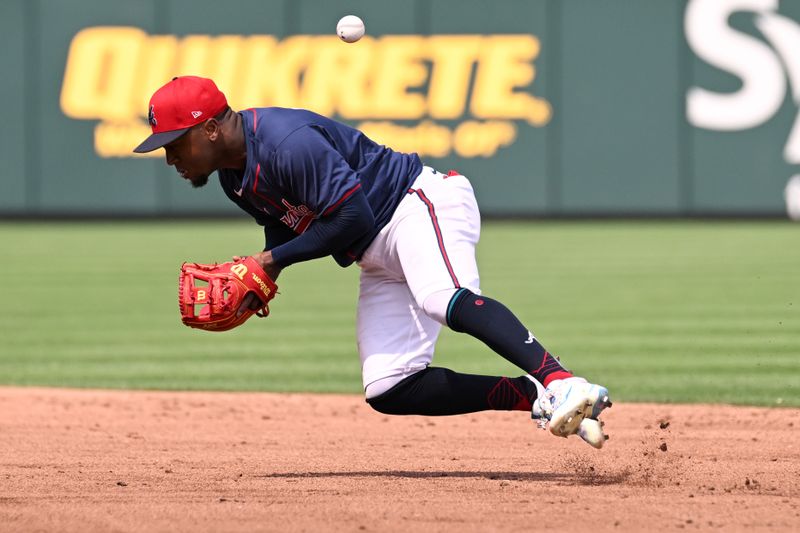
xmin=686 ymin=0 xmax=800 ymax=163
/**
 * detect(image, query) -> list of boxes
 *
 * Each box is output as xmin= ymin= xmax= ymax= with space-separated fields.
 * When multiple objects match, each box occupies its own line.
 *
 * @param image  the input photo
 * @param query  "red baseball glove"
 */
xmin=178 ymin=256 xmax=278 ymax=332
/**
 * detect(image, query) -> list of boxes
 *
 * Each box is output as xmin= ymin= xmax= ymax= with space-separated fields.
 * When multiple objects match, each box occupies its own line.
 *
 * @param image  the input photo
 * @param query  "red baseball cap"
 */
xmin=133 ymin=76 xmax=228 ymax=153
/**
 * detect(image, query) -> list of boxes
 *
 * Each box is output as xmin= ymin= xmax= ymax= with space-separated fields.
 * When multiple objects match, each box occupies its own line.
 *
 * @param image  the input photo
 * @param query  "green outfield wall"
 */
xmin=2 ymin=0 xmax=799 ymax=217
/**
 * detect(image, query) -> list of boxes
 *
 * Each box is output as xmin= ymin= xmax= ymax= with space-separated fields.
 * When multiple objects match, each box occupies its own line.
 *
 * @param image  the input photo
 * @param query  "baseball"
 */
xmin=337 ymin=15 xmax=365 ymax=43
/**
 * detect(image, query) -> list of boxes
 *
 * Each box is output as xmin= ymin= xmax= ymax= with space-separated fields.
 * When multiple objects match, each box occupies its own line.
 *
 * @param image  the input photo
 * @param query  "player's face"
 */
xmin=163 ymin=125 xmax=217 ymax=188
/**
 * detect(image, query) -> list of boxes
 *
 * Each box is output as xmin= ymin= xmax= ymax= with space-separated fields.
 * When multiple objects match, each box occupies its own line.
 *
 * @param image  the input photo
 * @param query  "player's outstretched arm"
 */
xmin=267 ymin=190 xmax=374 ymax=268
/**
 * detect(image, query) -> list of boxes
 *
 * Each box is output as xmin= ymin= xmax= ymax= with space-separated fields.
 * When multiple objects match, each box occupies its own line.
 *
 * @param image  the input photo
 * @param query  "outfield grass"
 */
xmin=1 ymin=220 xmax=797 ymax=406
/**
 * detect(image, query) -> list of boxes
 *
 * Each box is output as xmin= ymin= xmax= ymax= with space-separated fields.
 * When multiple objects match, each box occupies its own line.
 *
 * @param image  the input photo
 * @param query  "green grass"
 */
xmin=1 ymin=220 xmax=798 ymax=406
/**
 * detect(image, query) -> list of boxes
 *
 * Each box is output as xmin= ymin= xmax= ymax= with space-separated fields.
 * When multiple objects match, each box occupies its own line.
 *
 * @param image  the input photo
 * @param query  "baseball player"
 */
xmin=134 ymin=76 xmax=612 ymax=448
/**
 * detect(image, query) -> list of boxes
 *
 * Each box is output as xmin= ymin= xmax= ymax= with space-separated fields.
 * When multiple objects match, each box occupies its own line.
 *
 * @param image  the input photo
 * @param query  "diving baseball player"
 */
xmin=134 ymin=76 xmax=612 ymax=448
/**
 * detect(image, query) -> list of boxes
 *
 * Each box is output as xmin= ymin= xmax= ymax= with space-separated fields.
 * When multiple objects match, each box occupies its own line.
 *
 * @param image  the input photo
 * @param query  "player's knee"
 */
xmin=365 ymin=395 xmax=401 ymax=414
xmin=364 ymin=369 xmax=428 ymax=415
xmin=366 ymin=387 xmax=427 ymax=415
xmin=365 ymin=387 xmax=413 ymax=415
xmin=423 ymin=287 xmax=485 ymax=330
xmin=421 ymin=288 xmax=460 ymax=325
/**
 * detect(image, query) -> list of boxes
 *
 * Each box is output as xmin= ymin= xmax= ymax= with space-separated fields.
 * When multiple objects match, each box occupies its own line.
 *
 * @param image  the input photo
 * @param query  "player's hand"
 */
xmin=232 ymin=253 xmax=282 ymax=317
xmin=233 ymin=252 xmax=281 ymax=281
xmin=237 ymin=292 xmax=264 ymax=317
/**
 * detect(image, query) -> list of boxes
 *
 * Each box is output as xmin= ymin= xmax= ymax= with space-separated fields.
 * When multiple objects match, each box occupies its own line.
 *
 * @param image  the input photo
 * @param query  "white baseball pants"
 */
xmin=356 ymin=166 xmax=482 ymax=396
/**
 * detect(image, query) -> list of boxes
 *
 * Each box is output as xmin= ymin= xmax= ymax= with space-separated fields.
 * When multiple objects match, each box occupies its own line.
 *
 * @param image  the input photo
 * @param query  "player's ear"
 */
xmin=203 ymin=118 xmax=221 ymax=142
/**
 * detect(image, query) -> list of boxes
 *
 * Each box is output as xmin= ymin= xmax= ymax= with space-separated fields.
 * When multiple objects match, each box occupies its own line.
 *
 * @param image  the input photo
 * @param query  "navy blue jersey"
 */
xmin=219 ymin=107 xmax=422 ymax=266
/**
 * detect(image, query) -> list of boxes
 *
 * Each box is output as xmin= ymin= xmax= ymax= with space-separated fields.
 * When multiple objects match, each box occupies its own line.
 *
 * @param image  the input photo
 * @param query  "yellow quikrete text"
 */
xmin=61 ymin=27 xmax=550 ymax=125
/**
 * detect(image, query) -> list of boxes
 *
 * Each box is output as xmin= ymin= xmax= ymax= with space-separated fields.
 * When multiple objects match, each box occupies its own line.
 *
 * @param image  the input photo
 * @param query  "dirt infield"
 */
xmin=0 ymin=387 xmax=798 ymax=532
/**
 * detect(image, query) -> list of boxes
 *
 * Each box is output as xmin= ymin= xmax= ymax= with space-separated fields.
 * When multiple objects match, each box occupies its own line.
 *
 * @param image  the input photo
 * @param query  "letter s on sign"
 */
xmin=685 ymin=0 xmax=785 ymax=130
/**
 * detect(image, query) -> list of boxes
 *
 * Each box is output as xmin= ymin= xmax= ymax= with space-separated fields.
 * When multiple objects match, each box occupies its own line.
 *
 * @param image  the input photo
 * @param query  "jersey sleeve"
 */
xmin=262 ymin=218 xmax=297 ymax=251
xmin=269 ymin=187 xmax=374 ymax=268
xmin=270 ymin=125 xmax=363 ymax=217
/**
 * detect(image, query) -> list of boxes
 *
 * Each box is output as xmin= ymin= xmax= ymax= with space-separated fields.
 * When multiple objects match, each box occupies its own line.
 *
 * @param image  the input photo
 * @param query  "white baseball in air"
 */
xmin=337 ymin=15 xmax=365 ymax=43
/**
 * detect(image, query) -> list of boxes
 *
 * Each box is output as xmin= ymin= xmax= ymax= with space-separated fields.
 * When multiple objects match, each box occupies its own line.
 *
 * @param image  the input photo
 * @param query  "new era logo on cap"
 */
xmin=133 ymin=76 xmax=228 ymax=153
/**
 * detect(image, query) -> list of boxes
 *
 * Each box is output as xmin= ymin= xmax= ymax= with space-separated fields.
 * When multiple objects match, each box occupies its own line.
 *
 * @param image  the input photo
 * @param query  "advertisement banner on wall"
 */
xmin=59 ymin=28 xmax=551 ymax=161
xmin=686 ymin=0 xmax=800 ymax=217
xmin=4 ymin=0 xmax=800 ymax=217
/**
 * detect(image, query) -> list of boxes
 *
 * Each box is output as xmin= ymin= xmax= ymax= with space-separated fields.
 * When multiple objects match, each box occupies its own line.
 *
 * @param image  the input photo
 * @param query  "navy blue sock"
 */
xmin=446 ymin=288 xmax=573 ymax=387
xmin=365 ymin=367 xmax=537 ymax=416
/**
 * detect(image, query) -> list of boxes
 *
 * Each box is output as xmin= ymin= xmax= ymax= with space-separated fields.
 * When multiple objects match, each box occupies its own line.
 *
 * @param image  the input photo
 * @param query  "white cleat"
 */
xmin=576 ymin=418 xmax=609 ymax=449
xmin=533 ymin=377 xmax=612 ymax=440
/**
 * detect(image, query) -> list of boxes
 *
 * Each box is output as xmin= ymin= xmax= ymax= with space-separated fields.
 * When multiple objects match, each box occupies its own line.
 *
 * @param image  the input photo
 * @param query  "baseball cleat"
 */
xmin=576 ymin=418 xmax=609 ymax=449
xmin=534 ymin=377 xmax=612 ymax=439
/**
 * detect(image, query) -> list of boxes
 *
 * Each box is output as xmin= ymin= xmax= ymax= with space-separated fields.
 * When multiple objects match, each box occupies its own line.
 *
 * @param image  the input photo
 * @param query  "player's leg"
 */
xmin=357 ymin=235 xmax=537 ymax=416
xmin=394 ymin=168 xmax=611 ymax=440
xmin=430 ymin=287 xmax=573 ymax=385
xmin=395 ymin=168 xmax=571 ymax=385
xmin=366 ymin=366 xmax=537 ymax=415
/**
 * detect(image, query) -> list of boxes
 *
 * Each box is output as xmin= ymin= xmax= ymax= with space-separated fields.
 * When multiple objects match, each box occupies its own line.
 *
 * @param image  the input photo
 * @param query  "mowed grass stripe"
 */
xmin=1 ymin=221 xmax=797 ymax=406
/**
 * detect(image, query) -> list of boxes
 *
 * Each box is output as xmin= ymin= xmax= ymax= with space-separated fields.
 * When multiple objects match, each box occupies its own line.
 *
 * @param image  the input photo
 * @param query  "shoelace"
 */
xmin=532 ymin=392 xmax=557 ymax=429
